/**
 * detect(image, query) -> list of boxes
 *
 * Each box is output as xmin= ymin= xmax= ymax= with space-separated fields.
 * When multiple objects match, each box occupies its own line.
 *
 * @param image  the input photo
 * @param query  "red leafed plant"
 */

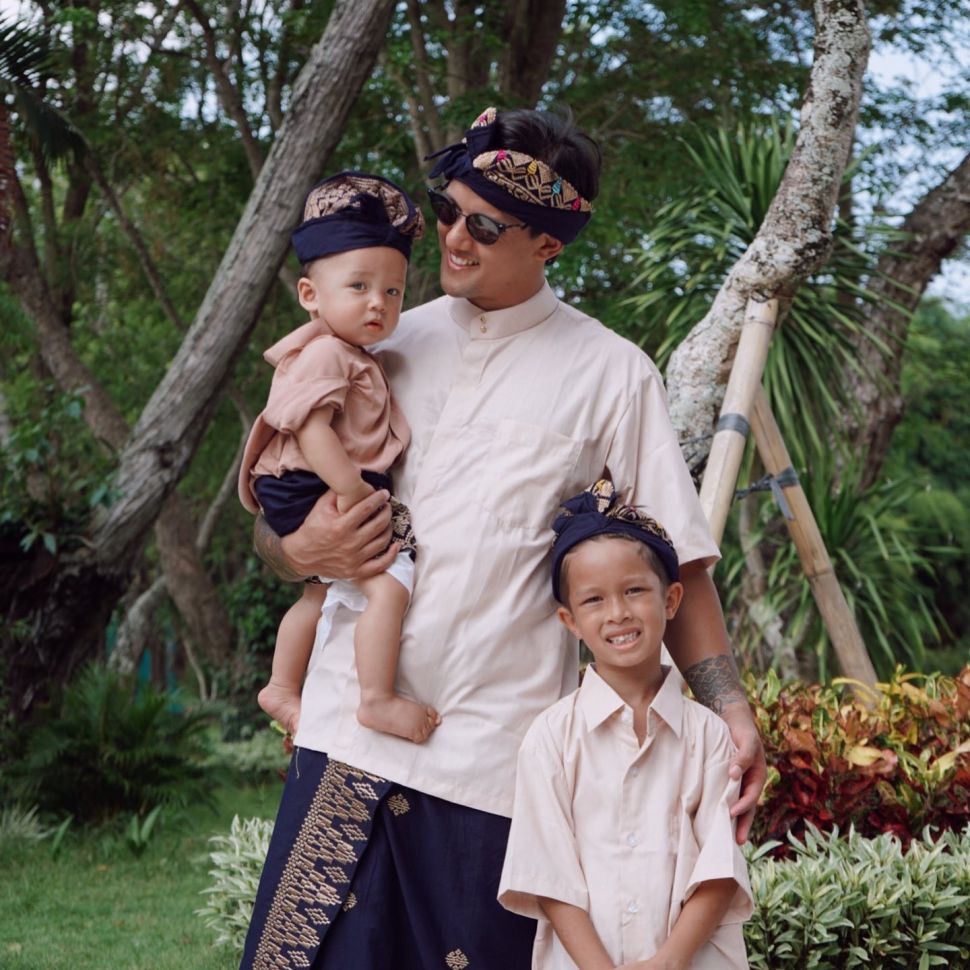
xmin=746 ymin=665 xmax=970 ymax=853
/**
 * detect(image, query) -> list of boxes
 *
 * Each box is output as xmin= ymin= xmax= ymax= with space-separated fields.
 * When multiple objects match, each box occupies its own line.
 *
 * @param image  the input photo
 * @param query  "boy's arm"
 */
xmin=664 ymin=561 xmax=766 ymax=843
xmin=630 ymin=879 xmax=737 ymax=970
xmin=537 ymin=898 xmax=615 ymax=970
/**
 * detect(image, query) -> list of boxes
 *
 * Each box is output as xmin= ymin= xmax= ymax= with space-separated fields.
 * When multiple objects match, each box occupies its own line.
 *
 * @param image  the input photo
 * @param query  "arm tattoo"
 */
xmin=683 ymin=655 xmax=747 ymax=715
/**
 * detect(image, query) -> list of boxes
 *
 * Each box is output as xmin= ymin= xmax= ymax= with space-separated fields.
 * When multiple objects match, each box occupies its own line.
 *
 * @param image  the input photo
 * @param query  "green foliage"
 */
xmin=196 ymin=814 xmax=274 ymax=952
xmin=722 ymin=459 xmax=948 ymax=677
xmin=0 ymin=804 xmax=50 ymax=860
xmin=0 ymin=385 xmax=114 ymax=555
xmin=745 ymin=825 xmax=970 ymax=969
xmin=747 ymin=666 xmax=970 ymax=850
xmin=207 ymin=726 xmax=290 ymax=780
xmin=624 ymin=121 xmax=898 ymax=467
xmin=13 ymin=663 xmax=215 ymax=824
xmin=125 ymin=804 xmax=164 ymax=857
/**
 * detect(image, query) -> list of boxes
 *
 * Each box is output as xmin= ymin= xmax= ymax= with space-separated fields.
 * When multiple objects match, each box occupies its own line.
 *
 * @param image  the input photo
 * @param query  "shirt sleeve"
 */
xmin=672 ymin=723 xmax=753 ymax=926
xmin=497 ymin=719 xmax=589 ymax=919
xmin=604 ymin=360 xmax=719 ymax=568
xmin=262 ymin=336 xmax=355 ymax=434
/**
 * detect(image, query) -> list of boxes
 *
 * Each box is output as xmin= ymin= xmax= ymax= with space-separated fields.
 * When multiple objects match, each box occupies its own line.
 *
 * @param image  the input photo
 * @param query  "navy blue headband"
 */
xmin=292 ymin=171 xmax=424 ymax=264
xmin=551 ymin=480 xmax=680 ymax=603
xmin=426 ymin=107 xmax=593 ymax=245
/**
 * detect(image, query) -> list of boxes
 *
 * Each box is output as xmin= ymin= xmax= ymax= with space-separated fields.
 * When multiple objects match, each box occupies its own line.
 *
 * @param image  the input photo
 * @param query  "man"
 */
xmin=241 ymin=107 xmax=766 ymax=970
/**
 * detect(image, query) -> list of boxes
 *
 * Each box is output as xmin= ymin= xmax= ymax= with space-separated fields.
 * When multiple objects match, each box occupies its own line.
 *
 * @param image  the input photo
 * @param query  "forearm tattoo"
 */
xmin=683 ymin=655 xmax=747 ymax=715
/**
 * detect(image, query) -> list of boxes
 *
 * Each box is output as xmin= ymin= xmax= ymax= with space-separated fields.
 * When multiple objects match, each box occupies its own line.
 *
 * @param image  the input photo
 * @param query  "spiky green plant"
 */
xmin=624 ymin=121 xmax=900 ymax=466
xmin=14 ymin=663 xmax=214 ymax=824
xmin=719 ymin=456 xmax=948 ymax=678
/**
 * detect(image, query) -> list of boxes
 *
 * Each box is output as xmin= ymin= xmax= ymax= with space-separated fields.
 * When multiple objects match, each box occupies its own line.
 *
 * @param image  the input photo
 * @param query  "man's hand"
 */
xmin=719 ymin=703 xmax=767 ymax=844
xmin=253 ymin=489 xmax=396 ymax=582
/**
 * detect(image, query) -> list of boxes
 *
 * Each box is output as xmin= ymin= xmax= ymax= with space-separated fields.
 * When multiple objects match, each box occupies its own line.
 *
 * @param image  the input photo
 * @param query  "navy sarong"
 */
xmin=240 ymin=749 xmax=536 ymax=970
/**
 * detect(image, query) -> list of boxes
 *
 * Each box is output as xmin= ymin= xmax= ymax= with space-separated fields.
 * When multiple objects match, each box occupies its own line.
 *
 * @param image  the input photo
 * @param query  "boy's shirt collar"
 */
xmin=263 ymin=317 xmax=334 ymax=366
xmin=447 ymin=280 xmax=559 ymax=341
xmin=578 ymin=663 xmax=685 ymax=739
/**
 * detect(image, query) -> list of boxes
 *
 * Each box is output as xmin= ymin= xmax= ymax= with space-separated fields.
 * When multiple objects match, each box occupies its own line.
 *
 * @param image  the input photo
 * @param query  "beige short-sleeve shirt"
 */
xmin=498 ymin=665 xmax=752 ymax=969
xmin=295 ymin=283 xmax=720 ymax=816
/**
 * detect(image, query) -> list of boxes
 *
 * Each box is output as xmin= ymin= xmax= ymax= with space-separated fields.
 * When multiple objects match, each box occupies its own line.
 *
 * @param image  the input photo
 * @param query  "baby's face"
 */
xmin=557 ymin=537 xmax=683 ymax=680
xmin=298 ymin=246 xmax=408 ymax=347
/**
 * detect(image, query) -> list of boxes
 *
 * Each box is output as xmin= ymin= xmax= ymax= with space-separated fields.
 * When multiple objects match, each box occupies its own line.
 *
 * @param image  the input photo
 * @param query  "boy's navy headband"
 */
xmin=426 ymin=107 xmax=593 ymax=245
xmin=550 ymin=480 xmax=680 ymax=603
xmin=292 ymin=171 xmax=424 ymax=264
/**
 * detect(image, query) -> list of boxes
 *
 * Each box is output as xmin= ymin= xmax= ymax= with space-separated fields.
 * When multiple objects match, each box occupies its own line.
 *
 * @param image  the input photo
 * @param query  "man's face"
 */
xmin=435 ymin=180 xmax=562 ymax=311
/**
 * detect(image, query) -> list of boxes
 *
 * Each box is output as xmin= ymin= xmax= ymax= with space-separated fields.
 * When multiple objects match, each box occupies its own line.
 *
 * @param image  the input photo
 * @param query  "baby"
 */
xmin=238 ymin=172 xmax=439 ymax=744
xmin=499 ymin=480 xmax=752 ymax=968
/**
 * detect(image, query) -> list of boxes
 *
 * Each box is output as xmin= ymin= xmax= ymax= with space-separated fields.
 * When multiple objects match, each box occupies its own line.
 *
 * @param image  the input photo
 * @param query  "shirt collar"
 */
xmin=263 ymin=317 xmax=333 ymax=366
xmin=447 ymin=280 xmax=559 ymax=340
xmin=577 ymin=663 xmax=685 ymax=738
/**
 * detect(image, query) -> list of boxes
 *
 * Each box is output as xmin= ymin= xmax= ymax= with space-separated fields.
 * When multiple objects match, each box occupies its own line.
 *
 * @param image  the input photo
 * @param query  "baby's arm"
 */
xmin=537 ymin=898 xmax=614 ymax=970
xmin=295 ymin=406 xmax=373 ymax=511
xmin=628 ymin=878 xmax=737 ymax=970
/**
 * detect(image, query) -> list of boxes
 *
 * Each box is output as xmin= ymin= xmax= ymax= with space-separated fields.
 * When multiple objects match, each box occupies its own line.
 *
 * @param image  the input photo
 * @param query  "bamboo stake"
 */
xmin=699 ymin=297 xmax=779 ymax=545
xmin=750 ymin=387 xmax=877 ymax=687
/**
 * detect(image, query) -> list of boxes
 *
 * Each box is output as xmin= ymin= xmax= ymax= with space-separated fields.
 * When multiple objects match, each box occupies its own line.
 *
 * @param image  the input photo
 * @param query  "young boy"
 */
xmin=499 ymin=480 xmax=753 ymax=969
xmin=237 ymin=172 xmax=440 ymax=744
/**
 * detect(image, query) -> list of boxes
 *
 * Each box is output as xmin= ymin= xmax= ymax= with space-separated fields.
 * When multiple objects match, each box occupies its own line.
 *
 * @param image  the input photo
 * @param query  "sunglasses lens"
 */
xmin=466 ymin=214 xmax=501 ymax=245
xmin=429 ymin=190 xmax=459 ymax=226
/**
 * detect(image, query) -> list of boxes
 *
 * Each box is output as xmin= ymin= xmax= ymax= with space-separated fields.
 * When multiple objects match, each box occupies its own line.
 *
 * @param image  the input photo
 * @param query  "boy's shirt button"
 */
xmin=626 ymin=832 xmax=638 ymax=847
xmin=627 ymin=901 xmax=639 ymax=914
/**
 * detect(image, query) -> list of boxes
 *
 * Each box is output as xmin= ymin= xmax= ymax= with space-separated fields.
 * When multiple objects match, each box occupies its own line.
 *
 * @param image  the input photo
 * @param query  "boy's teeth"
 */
xmin=608 ymin=632 xmax=637 ymax=645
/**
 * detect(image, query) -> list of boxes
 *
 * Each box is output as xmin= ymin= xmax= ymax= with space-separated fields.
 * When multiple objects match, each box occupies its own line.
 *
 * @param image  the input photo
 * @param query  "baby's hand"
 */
xmin=335 ymin=479 xmax=375 ymax=514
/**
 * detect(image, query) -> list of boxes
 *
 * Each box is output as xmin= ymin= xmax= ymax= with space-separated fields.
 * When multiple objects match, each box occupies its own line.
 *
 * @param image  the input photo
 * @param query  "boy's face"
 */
xmin=435 ymin=180 xmax=563 ymax=312
xmin=557 ymin=537 xmax=684 ymax=680
xmin=297 ymin=246 xmax=408 ymax=347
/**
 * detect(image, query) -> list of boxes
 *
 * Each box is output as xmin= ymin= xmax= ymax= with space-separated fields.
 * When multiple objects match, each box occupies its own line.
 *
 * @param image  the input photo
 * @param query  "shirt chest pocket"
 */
xmin=476 ymin=419 xmax=582 ymax=531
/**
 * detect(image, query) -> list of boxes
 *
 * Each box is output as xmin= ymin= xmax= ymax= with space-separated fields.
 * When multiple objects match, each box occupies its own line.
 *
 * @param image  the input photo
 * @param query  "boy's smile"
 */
xmin=557 ymin=537 xmax=683 ymax=687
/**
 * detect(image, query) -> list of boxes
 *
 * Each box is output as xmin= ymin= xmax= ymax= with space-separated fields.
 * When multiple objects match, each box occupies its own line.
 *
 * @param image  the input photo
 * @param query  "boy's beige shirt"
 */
xmin=499 ymin=665 xmax=752 ymax=969
xmin=295 ymin=283 xmax=720 ymax=817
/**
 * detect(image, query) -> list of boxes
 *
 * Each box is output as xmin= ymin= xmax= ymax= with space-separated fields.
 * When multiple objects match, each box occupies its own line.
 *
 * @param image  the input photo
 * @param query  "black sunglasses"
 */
xmin=427 ymin=188 xmax=528 ymax=245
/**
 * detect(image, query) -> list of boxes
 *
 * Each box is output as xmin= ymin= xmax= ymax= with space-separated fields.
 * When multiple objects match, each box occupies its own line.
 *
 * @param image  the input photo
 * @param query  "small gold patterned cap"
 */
xmin=293 ymin=171 xmax=424 ymax=263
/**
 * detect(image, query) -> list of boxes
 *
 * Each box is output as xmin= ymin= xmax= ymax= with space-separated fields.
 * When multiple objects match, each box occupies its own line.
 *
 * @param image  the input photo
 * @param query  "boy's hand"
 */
xmin=721 ymin=705 xmax=767 ymax=843
xmin=264 ymin=489 xmax=396 ymax=581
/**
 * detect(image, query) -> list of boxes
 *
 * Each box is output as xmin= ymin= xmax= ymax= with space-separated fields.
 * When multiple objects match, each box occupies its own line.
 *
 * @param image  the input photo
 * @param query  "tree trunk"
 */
xmin=666 ymin=0 xmax=870 ymax=466
xmin=5 ymin=0 xmax=397 ymax=720
xmin=841 ymin=152 xmax=970 ymax=487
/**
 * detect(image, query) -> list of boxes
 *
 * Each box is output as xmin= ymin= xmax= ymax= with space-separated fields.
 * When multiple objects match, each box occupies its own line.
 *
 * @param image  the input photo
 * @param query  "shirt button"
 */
xmin=626 ymin=832 xmax=638 ymax=847
xmin=630 ymin=766 xmax=639 ymax=776
xmin=627 ymin=901 xmax=639 ymax=914
xmin=479 ymin=315 xmax=487 ymax=333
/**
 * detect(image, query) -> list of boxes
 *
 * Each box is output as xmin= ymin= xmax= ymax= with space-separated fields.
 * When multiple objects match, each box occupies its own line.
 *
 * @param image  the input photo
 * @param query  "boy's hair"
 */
xmin=559 ymin=533 xmax=671 ymax=607
xmin=492 ymin=107 xmax=602 ymax=209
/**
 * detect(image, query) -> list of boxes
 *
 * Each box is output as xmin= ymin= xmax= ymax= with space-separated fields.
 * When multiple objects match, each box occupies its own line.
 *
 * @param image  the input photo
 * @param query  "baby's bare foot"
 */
xmin=258 ymin=682 xmax=301 ymax=736
xmin=357 ymin=695 xmax=441 ymax=744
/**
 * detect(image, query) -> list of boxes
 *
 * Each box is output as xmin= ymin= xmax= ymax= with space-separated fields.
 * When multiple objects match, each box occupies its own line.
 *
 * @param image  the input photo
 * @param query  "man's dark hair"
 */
xmin=493 ymin=107 xmax=602 ymax=205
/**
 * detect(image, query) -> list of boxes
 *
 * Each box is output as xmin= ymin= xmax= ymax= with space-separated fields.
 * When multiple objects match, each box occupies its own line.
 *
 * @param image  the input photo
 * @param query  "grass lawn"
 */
xmin=0 ymin=782 xmax=281 ymax=970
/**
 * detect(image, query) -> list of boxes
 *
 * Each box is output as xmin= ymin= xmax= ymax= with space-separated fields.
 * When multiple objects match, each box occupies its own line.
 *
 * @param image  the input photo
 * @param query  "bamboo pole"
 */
xmin=699 ymin=297 xmax=779 ymax=545
xmin=750 ymin=387 xmax=877 ymax=687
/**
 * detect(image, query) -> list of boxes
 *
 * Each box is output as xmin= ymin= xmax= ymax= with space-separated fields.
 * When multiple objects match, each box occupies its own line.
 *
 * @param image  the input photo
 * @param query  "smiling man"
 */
xmin=239 ymin=107 xmax=766 ymax=970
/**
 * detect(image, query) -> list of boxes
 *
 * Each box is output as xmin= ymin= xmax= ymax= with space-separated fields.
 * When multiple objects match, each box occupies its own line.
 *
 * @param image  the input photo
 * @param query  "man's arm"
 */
xmin=252 ymin=488 xmax=397 ymax=582
xmin=664 ymin=561 xmax=766 ymax=843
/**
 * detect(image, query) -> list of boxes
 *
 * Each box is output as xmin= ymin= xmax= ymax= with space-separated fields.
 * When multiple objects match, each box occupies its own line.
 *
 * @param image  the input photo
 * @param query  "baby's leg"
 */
xmin=258 ymin=582 xmax=328 ymax=735
xmin=354 ymin=572 xmax=440 ymax=743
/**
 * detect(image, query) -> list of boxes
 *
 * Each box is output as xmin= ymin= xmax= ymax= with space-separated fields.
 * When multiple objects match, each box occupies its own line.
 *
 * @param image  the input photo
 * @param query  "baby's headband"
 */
xmin=550 ymin=479 xmax=679 ymax=603
xmin=292 ymin=171 xmax=424 ymax=264
xmin=426 ymin=107 xmax=593 ymax=244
